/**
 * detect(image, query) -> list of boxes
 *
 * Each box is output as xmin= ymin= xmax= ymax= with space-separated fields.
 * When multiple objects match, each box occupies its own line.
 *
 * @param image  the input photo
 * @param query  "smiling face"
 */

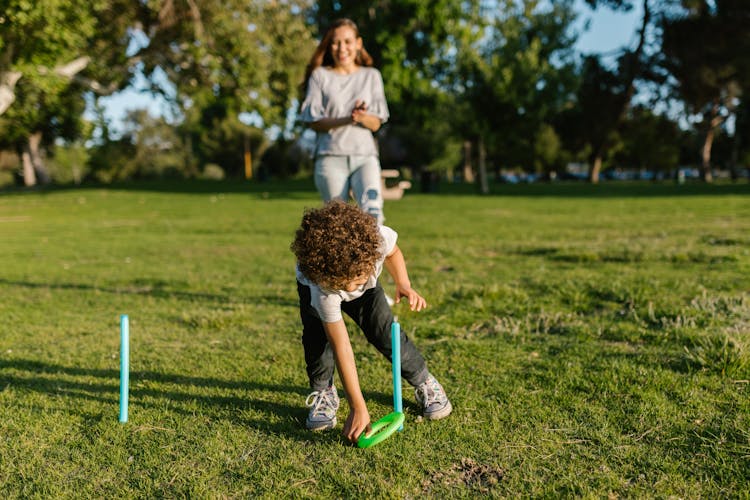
xmin=329 ymin=25 xmax=362 ymax=71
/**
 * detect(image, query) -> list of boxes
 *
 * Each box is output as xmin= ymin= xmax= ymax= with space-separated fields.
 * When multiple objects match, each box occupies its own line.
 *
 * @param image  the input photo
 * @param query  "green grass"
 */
xmin=1 ymin=179 xmax=749 ymax=497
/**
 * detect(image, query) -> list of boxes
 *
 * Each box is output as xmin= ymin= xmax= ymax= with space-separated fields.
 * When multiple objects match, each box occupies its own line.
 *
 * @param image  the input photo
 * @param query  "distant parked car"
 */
xmin=558 ymin=171 xmax=588 ymax=181
xmin=637 ymin=170 xmax=655 ymax=181
xmin=678 ymin=167 xmax=700 ymax=179
xmin=498 ymin=172 xmax=520 ymax=184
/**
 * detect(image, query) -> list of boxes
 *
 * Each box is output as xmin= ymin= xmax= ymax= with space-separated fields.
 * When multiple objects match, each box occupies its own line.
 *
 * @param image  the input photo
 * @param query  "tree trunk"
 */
xmin=244 ymin=134 xmax=252 ymax=179
xmin=462 ymin=140 xmax=474 ymax=183
xmin=587 ymin=0 xmax=650 ymax=184
xmin=590 ymin=154 xmax=603 ymax=184
xmin=730 ymin=98 xmax=748 ymax=182
xmin=184 ymin=133 xmax=198 ymax=177
xmin=21 ymin=146 xmax=37 ymax=187
xmin=700 ymin=102 xmax=724 ymax=183
xmin=29 ymin=132 xmax=51 ymax=184
xmin=22 ymin=132 xmax=51 ymax=186
xmin=701 ymin=127 xmax=715 ymax=183
xmin=729 ymin=116 xmax=740 ymax=181
xmin=478 ymin=136 xmax=489 ymax=194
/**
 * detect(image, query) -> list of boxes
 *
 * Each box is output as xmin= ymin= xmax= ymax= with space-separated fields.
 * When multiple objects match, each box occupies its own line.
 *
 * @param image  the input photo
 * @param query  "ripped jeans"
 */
xmin=314 ymin=155 xmax=384 ymax=224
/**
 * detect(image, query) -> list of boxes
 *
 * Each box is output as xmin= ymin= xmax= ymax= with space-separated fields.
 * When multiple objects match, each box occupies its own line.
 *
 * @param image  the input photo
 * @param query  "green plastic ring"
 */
xmin=357 ymin=412 xmax=405 ymax=448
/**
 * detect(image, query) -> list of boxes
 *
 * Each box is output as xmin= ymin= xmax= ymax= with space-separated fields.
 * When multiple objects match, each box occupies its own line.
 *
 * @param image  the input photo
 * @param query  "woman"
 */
xmin=300 ymin=18 xmax=389 ymax=224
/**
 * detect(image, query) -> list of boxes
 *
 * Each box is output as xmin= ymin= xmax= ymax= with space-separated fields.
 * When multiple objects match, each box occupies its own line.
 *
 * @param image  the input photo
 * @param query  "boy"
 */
xmin=291 ymin=200 xmax=451 ymax=444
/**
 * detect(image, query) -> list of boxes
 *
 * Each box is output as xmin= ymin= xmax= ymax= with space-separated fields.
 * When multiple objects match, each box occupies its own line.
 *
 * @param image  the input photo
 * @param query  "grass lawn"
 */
xmin=1 ymin=179 xmax=748 ymax=497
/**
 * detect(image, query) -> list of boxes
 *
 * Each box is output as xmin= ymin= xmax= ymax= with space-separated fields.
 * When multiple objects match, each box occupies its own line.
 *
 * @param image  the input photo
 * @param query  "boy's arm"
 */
xmin=384 ymin=244 xmax=427 ymax=311
xmin=323 ymin=319 xmax=371 ymax=443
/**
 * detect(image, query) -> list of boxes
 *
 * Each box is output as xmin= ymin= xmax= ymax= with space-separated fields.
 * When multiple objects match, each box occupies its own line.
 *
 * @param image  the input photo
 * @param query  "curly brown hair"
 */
xmin=291 ymin=200 xmax=382 ymax=290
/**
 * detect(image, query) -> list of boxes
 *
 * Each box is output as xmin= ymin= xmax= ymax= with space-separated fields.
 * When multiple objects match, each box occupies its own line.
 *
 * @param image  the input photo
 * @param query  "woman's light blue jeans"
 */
xmin=314 ymin=154 xmax=384 ymax=224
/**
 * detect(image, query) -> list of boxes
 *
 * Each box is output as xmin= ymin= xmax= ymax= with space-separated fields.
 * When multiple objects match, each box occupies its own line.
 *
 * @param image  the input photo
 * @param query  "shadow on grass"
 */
xmin=0 ymin=358 xmax=305 ymax=439
xmin=419 ymin=179 xmax=750 ymax=198
xmin=3 ymin=177 xmax=749 ymax=198
xmin=0 ymin=358 xmax=402 ymax=441
xmin=0 ymin=278 xmax=298 ymax=308
xmin=0 ymin=178 xmax=319 ymax=198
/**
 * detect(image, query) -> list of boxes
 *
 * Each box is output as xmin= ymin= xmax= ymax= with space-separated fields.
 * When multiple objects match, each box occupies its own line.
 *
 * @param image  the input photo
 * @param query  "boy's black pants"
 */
xmin=297 ymin=281 xmax=429 ymax=391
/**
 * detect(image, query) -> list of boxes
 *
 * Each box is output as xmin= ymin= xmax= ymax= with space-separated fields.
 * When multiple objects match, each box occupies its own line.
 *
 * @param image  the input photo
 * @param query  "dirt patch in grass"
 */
xmin=422 ymin=458 xmax=504 ymax=494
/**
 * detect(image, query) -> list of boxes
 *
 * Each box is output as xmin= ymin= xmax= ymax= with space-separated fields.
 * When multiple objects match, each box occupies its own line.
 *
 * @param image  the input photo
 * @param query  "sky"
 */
xmin=576 ymin=1 xmax=643 ymax=55
xmin=93 ymin=1 xmax=643 ymax=135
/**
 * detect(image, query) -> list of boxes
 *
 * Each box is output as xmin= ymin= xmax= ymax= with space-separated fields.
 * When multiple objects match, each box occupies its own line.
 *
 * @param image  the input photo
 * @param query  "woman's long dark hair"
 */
xmin=301 ymin=18 xmax=374 ymax=94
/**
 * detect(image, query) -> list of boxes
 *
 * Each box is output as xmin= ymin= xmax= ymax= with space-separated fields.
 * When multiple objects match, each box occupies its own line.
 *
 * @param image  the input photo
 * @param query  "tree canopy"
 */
xmin=1 ymin=0 xmax=748 ymax=187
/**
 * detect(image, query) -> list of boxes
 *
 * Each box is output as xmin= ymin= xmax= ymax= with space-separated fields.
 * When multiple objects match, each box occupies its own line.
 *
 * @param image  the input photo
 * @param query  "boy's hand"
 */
xmin=394 ymin=285 xmax=427 ymax=311
xmin=343 ymin=406 xmax=371 ymax=444
xmin=384 ymin=245 xmax=425 ymax=310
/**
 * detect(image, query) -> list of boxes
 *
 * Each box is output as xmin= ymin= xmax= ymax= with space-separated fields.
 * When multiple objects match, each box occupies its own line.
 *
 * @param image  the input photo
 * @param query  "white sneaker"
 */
xmin=415 ymin=374 xmax=452 ymax=420
xmin=305 ymin=385 xmax=340 ymax=430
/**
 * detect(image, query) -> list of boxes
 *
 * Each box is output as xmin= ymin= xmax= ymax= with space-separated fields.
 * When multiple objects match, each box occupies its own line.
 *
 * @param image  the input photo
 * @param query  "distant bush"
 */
xmin=200 ymin=163 xmax=225 ymax=180
xmin=0 ymin=150 xmax=19 ymax=188
xmin=47 ymin=143 xmax=89 ymax=184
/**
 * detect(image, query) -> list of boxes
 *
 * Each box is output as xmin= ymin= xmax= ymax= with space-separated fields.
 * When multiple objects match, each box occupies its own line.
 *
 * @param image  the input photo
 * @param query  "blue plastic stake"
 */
xmin=119 ymin=314 xmax=129 ymax=423
xmin=391 ymin=318 xmax=403 ymax=431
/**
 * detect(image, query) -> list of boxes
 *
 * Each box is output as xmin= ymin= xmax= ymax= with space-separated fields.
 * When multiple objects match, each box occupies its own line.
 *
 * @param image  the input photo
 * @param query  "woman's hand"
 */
xmin=350 ymin=100 xmax=381 ymax=131
xmin=351 ymin=100 xmax=368 ymax=124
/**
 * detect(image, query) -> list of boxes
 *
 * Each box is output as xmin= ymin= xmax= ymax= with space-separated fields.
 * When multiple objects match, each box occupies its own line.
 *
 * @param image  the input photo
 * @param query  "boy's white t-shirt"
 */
xmin=296 ymin=225 xmax=398 ymax=323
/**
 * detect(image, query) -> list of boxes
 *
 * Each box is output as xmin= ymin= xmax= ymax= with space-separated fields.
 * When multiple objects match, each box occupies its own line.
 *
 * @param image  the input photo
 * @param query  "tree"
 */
xmin=661 ymin=0 xmax=750 ymax=182
xmin=615 ymin=105 xmax=680 ymax=174
xmin=456 ymin=0 xmax=579 ymax=180
xmin=730 ymin=96 xmax=750 ymax=178
xmin=1 ymin=1 xmax=92 ymax=184
xmin=2 ymin=0 xmax=316 ymax=185
xmin=117 ymin=109 xmax=188 ymax=180
xmin=0 ymin=0 xmax=138 ymax=185
xmin=0 ymin=1 xmax=96 ymax=116
xmin=131 ymin=0 xmax=314 ymax=177
xmin=533 ymin=123 xmax=562 ymax=176
xmin=557 ymin=55 xmax=630 ymax=179
xmin=573 ymin=0 xmax=654 ymax=183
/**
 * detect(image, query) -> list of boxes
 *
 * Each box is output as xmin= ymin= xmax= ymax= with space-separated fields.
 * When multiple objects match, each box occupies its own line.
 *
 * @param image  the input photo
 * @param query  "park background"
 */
xmin=1 ymin=0 xmax=749 ymax=188
xmin=1 ymin=0 xmax=749 ymax=498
